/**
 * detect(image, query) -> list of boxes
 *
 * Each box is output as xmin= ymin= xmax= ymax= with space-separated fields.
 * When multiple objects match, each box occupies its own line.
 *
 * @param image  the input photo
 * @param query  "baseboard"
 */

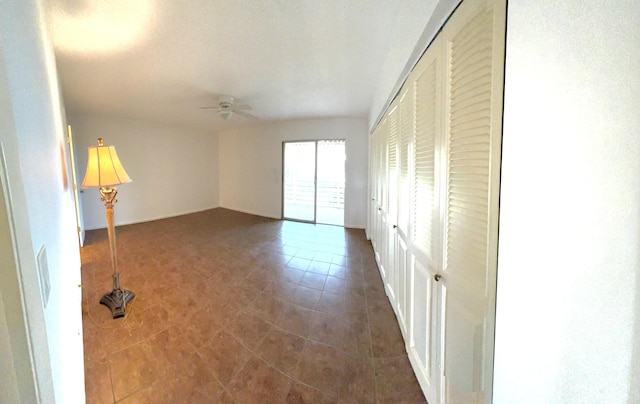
xmin=218 ymin=204 xmax=281 ymax=220
xmin=84 ymin=205 xmax=221 ymax=231
xmin=86 ymin=206 xmax=365 ymax=230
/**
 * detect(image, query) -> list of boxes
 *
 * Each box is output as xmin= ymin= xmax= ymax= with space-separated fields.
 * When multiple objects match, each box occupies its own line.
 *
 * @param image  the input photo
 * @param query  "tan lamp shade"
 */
xmin=81 ymin=138 xmax=132 ymax=188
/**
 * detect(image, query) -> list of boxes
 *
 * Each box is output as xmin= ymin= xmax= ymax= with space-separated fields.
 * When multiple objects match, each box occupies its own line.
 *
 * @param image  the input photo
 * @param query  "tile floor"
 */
xmin=81 ymin=208 xmax=426 ymax=403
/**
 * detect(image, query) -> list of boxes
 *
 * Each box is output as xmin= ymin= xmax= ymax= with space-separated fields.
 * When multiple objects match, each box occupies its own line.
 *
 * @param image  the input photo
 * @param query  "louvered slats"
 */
xmin=398 ymin=88 xmax=411 ymax=233
xmin=445 ymin=7 xmax=493 ymax=297
xmin=376 ymin=119 xmax=387 ymax=211
xmin=380 ymin=119 xmax=389 ymax=214
xmin=413 ymin=60 xmax=437 ymax=258
xmin=388 ymin=107 xmax=398 ymax=215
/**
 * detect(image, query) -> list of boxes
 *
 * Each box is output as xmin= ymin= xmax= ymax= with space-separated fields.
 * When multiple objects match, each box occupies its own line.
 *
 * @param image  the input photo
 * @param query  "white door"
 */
xmin=407 ymin=33 xmax=443 ymax=404
xmin=440 ymin=0 xmax=505 ymax=401
xmin=0 ymin=145 xmax=37 ymax=402
xmin=385 ymin=104 xmax=399 ymax=305
xmin=374 ymin=118 xmax=388 ymax=275
xmin=66 ymin=125 xmax=85 ymax=247
xmin=369 ymin=133 xmax=375 ymax=246
xmin=369 ymin=0 xmax=505 ymax=402
xmin=395 ymin=83 xmax=413 ymax=337
xmin=370 ymin=126 xmax=382 ymax=253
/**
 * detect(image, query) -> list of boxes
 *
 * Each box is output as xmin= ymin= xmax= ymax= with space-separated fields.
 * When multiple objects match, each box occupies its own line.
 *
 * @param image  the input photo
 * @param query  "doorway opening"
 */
xmin=282 ymin=140 xmax=345 ymax=226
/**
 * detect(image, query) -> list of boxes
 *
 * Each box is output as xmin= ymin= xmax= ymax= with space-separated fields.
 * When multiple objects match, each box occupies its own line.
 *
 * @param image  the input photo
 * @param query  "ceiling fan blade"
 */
xmin=200 ymin=106 xmax=222 ymax=110
xmin=233 ymin=104 xmax=252 ymax=111
xmin=234 ymin=110 xmax=259 ymax=120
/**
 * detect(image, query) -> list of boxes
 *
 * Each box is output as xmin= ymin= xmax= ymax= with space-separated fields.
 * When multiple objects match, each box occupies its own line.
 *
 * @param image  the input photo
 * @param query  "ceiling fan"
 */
xmin=200 ymin=95 xmax=257 ymax=120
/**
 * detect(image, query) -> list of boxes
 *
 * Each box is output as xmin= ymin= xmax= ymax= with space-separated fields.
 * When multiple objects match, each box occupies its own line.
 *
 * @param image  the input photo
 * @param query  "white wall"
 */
xmin=70 ymin=114 xmax=219 ymax=230
xmin=218 ymin=118 xmax=368 ymax=228
xmin=494 ymin=1 xmax=640 ymax=402
xmin=0 ymin=296 xmax=19 ymax=402
xmin=0 ymin=42 xmax=34 ymax=404
xmin=0 ymin=0 xmax=84 ymax=402
xmin=368 ymin=0 xmax=460 ymax=132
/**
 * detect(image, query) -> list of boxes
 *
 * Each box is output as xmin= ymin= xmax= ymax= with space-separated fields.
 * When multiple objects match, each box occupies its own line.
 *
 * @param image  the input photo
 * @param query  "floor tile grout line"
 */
xmin=221 ymin=313 xmax=308 ymax=402
xmin=362 ymin=266 xmax=380 ymax=403
xmin=192 ymin=347 xmax=238 ymax=402
xmin=82 ymin=209 xmax=423 ymax=402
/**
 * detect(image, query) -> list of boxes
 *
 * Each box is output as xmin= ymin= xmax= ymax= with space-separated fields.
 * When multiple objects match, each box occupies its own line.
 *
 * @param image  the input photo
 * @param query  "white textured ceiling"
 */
xmin=47 ymin=0 xmax=434 ymax=132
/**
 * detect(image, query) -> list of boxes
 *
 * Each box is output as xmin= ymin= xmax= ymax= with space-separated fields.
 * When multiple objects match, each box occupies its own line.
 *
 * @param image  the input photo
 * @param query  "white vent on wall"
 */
xmin=37 ymin=245 xmax=50 ymax=308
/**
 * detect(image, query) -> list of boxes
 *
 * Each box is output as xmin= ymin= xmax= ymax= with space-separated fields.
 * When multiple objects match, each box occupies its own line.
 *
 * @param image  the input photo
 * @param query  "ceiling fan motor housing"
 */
xmin=219 ymin=95 xmax=235 ymax=105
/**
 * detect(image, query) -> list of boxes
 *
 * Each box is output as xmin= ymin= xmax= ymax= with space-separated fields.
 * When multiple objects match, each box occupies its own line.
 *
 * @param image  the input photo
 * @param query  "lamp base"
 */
xmin=100 ymin=288 xmax=135 ymax=319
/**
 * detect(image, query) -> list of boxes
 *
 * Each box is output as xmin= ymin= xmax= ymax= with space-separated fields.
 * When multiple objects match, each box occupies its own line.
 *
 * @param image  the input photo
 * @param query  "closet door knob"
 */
xmin=393 ymin=224 xmax=397 ymax=229
xmin=434 ymin=274 xmax=442 ymax=282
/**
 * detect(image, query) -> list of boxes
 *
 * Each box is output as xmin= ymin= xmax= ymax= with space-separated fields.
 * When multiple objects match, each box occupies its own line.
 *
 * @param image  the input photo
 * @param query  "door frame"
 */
xmin=0 ymin=143 xmax=38 ymax=402
xmin=66 ymin=125 xmax=85 ymax=247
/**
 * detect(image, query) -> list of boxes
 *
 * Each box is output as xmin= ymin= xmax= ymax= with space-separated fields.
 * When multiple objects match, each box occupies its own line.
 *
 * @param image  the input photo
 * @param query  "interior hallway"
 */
xmin=81 ymin=208 xmax=425 ymax=403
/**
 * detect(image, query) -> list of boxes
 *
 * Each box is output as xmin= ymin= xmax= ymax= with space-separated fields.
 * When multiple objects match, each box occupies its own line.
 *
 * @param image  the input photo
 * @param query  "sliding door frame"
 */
xmin=281 ymin=140 xmax=319 ymax=224
xmin=281 ymin=139 xmax=346 ymax=225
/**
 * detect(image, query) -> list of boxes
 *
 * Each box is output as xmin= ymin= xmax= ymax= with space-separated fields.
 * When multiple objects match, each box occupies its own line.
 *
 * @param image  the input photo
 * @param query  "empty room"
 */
xmin=2 ymin=1 xmax=639 ymax=404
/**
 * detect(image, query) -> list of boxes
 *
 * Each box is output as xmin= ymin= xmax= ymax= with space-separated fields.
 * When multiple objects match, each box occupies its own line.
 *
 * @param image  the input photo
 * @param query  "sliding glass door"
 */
xmin=283 ymin=142 xmax=316 ymax=222
xmin=282 ymin=140 xmax=345 ymax=226
xmin=316 ymin=140 xmax=345 ymax=225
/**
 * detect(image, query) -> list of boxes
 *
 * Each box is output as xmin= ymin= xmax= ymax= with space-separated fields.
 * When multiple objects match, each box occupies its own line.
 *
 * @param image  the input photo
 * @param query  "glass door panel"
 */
xmin=283 ymin=141 xmax=316 ymax=222
xmin=316 ymin=140 xmax=345 ymax=226
xmin=283 ymin=140 xmax=345 ymax=226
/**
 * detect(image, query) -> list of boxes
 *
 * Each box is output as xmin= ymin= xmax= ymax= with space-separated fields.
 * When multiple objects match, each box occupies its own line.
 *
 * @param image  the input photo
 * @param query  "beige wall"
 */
xmin=71 ymin=113 xmax=220 ymax=230
xmin=218 ymin=118 xmax=369 ymax=228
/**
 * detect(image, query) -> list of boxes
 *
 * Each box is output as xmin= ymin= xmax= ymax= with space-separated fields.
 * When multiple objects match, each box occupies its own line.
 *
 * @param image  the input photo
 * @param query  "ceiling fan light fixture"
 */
xmin=200 ymin=94 xmax=256 ymax=121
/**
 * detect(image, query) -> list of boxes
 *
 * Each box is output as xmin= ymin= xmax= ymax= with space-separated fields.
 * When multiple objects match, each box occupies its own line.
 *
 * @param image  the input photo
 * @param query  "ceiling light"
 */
xmin=49 ymin=0 xmax=152 ymax=54
xmin=220 ymin=110 xmax=233 ymax=120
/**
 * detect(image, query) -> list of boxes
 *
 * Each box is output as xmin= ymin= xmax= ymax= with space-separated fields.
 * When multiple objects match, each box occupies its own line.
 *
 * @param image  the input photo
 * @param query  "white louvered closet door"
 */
xmin=395 ymin=83 xmax=413 ymax=336
xmin=385 ymin=104 xmax=399 ymax=303
xmin=408 ymin=33 xmax=442 ymax=404
xmin=369 ymin=125 xmax=381 ymax=253
xmin=440 ymin=0 xmax=505 ymax=402
xmin=374 ymin=117 xmax=389 ymax=275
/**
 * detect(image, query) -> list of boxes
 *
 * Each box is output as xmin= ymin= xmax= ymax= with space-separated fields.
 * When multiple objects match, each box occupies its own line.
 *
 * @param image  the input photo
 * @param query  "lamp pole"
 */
xmin=98 ymin=186 xmax=134 ymax=318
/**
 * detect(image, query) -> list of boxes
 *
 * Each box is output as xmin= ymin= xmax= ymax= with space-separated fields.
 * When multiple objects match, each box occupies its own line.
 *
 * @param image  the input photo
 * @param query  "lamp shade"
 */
xmin=81 ymin=138 xmax=132 ymax=188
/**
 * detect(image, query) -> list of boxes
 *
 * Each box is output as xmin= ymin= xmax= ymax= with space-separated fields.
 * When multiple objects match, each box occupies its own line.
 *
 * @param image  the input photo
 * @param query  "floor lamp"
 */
xmin=82 ymin=138 xmax=134 ymax=319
